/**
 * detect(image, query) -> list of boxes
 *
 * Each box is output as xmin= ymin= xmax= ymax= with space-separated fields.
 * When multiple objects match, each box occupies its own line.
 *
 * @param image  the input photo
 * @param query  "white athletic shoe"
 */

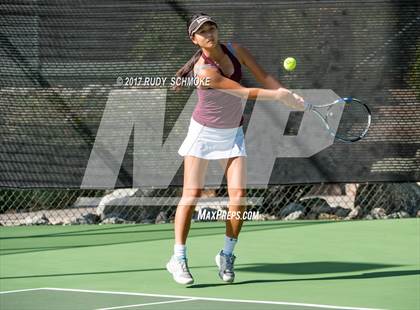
xmin=215 ymin=250 xmax=236 ymax=283
xmin=166 ymin=255 xmax=194 ymax=285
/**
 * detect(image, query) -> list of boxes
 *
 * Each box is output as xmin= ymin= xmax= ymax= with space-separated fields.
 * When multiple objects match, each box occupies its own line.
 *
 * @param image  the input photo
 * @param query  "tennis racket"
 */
xmin=305 ymin=97 xmax=371 ymax=143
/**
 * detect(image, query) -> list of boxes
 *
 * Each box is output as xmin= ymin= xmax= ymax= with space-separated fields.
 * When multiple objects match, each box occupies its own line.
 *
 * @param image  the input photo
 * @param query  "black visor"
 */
xmin=188 ymin=15 xmax=217 ymax=36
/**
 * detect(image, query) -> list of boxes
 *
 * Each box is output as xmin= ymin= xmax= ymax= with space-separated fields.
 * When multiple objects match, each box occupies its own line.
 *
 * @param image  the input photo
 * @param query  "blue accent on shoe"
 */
xmin=221 ymin=250 xmax=233 ymax=257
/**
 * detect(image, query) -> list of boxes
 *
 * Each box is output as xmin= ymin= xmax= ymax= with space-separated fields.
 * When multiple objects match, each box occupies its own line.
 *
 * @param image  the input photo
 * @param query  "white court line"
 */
xmin=0 ymin=288 xmax=44 ymax=294
xmin=39 ymin=287 xmax=386 ymax=310
xmin=96 ymin=298 xmax=196 ymax=310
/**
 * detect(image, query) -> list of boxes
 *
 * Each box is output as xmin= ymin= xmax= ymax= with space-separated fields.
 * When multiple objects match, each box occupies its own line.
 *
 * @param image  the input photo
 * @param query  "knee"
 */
xmin=183 ymin=188 xmax=203 ymax=198
xmin=228 ymin=189 xmax=247 ymax=207
xmin=228 ymin=189 xmax=246 ymax=199
xmin=180 ymin=188 xmax=202 ymax=207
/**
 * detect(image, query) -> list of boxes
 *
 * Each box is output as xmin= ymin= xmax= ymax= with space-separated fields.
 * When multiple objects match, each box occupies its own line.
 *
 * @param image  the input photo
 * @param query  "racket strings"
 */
xmin=335 ymin=102 xmax=370 ymax=140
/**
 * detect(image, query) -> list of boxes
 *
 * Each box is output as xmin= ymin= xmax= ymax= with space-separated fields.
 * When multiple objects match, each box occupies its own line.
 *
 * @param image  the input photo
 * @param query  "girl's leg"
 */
xmin=215 ymin=156 xmax=247 ymax=283
xmin=167 ymin=155 xmax=208 ymax=285
xmin=219 ymin=156 xmax=247 ymax=239
xmin=175 ymin=155 xmax=209 ymax=245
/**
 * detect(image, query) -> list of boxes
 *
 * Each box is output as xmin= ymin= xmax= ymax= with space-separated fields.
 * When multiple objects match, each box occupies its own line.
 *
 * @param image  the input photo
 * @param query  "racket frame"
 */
xmin=308 ymin=97 xmax=372 ymax=143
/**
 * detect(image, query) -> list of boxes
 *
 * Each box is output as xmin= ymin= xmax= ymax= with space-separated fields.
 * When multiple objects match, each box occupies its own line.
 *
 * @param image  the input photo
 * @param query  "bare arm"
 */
xmin=232 ymin=43 xmax=285 ymax=89
xmin=196 ymin=66 xmax=304 ymax=110
xmin=197 ymin=66 xmax=279 ymax=100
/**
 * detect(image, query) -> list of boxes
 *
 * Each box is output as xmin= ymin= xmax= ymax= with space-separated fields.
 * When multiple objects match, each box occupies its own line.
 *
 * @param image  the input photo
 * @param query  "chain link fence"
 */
xmin=1 ymin=182 xmax=418 ymax=226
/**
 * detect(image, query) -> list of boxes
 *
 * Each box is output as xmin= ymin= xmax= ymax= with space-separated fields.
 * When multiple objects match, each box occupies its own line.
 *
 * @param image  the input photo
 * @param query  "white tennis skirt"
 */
xmin=178 ymin=117 xmax=247 ymax=160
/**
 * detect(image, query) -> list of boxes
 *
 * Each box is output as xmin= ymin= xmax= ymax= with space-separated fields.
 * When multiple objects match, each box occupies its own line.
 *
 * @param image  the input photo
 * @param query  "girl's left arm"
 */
xmin=232 ymin=43 xmax=285 ymax=90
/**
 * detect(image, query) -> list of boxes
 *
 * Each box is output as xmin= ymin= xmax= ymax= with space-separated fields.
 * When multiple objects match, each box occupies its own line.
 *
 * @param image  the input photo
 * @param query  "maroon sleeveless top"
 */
xmin=192 ymin=43 xmax=245 ymax=128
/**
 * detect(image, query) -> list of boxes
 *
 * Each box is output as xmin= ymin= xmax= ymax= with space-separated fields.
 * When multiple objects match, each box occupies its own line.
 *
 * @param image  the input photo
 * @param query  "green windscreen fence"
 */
xmin=0 ymin=0 xmax=419 ymax=188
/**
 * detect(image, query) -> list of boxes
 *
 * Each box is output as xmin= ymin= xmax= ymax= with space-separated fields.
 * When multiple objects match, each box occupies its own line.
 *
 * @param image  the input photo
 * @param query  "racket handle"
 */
xmin=303 ymin=101 xmax=313 ymax=111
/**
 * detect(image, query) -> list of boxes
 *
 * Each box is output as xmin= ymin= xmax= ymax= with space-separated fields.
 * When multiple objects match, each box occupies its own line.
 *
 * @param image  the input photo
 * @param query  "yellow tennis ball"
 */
xmin=283 ymin=57 xmax=297 ymax=71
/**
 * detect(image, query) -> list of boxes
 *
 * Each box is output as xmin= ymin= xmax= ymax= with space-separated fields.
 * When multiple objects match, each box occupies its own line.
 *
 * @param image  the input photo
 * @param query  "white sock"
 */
xmin=222 ymin=235 xmax=237 ymax=256
xmin=174 ymin=244 xmax=186 ymax=260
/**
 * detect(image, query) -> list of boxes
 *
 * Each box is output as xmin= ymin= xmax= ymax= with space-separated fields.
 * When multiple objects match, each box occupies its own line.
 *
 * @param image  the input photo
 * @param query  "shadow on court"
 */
xmin=236 ymin=261 xmax=402 ymax=274
xmin=188 ymin=269 xmax=420 ymax=288
xmin=0 ymin=260 xmax=405 ymax=281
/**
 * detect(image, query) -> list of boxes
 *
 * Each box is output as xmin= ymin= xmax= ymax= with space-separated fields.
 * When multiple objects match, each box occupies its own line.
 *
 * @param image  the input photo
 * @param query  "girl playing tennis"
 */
xmin=166 ymin=13 xmax=305 ymax=285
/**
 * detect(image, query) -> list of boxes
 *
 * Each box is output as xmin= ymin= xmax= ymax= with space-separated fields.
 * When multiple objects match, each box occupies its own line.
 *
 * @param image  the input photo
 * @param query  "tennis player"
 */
xmin=166 ymin=13 xmax=305 ymax=285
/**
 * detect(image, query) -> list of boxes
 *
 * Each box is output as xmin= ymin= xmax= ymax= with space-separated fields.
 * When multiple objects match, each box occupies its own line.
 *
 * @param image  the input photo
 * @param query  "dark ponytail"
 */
xmin=172 ymin=13 xmax=209 ymax=92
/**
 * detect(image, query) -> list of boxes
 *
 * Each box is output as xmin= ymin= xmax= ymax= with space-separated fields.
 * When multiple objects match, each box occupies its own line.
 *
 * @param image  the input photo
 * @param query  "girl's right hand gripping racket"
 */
xmin=305 ymin=97 xmax=372 ymax=143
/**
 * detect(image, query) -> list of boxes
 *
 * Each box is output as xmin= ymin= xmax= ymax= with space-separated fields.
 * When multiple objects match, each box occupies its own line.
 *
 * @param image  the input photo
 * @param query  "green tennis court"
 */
xmin=1 ymin=219 xmax=419 ymax=310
